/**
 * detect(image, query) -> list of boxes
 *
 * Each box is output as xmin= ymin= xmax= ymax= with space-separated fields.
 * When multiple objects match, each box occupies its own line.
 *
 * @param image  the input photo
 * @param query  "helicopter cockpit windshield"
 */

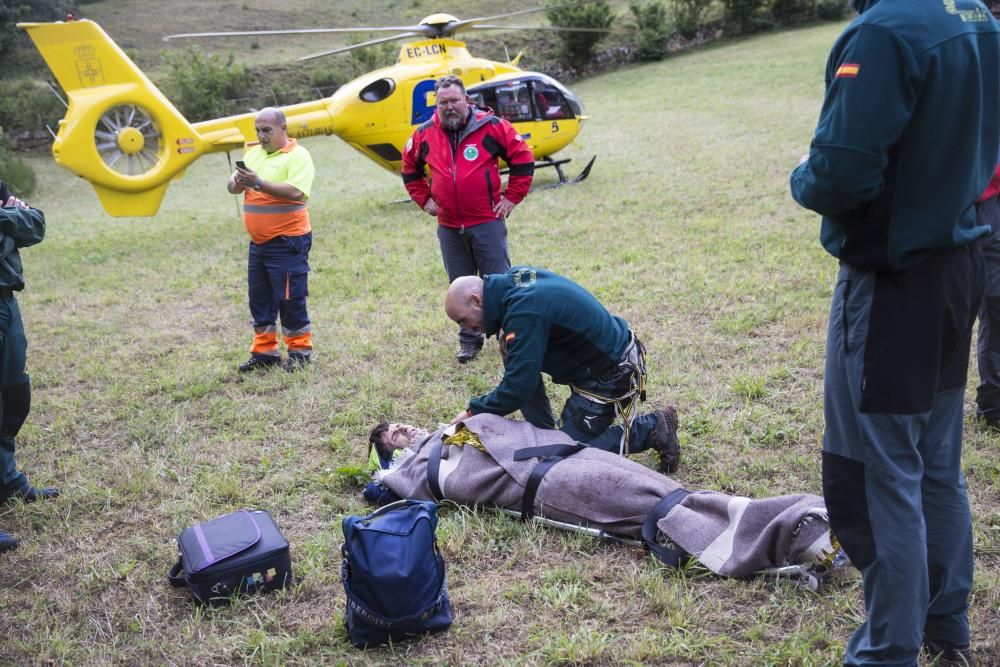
xmin=467 ymin=74 xmax=584 ymax=123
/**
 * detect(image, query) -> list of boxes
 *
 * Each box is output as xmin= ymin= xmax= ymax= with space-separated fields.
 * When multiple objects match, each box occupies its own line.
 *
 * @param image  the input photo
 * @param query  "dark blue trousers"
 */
xmin=975 ymin=194 xmax=1000 ymax=421
xmin=823 ymin=246 xmax=981 ymax=666
xmin=437 ymin=220 xmax=510 ymax=346
xmin=519 ymin=367 xmax=657 ymax=454
xmin=0 ymin=296 xmax=30 ymax=493
xmin=247 ymin=233 xmax=312 ymax=357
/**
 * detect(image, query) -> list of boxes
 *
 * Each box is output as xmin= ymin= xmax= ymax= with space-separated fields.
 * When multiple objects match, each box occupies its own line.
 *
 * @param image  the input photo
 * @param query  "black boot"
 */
xmin=281 ymin=352 xmax=311 ymax=373
xmin=652 ymin=406 xmax=680 ymax=474
xmin=456 ymin=340 xmax=483 ymax=364
xmin=923 ymin=636 xmax=973 ymax=667
xmin=2 ymin=482 xmax=60 ymax=503
xmin=0 ymin=530 xmax=17 ymax=552
xmin=238 ymin=355 xmax=281 ymax=373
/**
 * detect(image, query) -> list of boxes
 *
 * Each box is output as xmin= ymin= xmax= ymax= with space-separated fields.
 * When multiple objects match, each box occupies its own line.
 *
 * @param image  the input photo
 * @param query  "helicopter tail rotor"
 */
xmin=18 ymin=19 xmax=210 ymax=216
xmin=95 ymin=104 xmax=165 ymax=177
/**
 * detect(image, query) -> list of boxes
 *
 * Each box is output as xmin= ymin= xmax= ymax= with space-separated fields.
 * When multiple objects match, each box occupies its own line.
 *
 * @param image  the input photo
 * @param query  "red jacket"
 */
xmin=401 ymin=107 xmax=534 ymax=228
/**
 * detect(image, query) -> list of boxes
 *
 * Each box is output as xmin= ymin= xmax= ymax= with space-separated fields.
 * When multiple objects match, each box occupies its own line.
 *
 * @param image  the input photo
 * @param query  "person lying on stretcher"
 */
xmin=360 ymin=413 xmax=847 ymax=584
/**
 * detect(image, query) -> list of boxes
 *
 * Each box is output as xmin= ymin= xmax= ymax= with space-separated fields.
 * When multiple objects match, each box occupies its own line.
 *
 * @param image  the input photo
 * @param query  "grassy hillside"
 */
xmin=1 ymin=19 xmax=998 ymax=666
xmin=14 ymin=0 xmax=622 ymax=73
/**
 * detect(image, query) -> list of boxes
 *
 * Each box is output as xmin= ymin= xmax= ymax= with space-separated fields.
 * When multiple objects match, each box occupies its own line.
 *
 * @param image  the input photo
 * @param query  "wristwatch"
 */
xmin=253 ymin=178 xmax=263 ymax=191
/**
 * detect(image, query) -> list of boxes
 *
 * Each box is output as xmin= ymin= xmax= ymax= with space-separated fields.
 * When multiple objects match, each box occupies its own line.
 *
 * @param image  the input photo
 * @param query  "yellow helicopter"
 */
xmin=18 ymin=8 xmax=596 ymax=217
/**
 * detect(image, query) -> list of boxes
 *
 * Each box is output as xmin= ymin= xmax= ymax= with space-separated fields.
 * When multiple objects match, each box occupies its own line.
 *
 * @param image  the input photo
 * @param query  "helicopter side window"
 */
xmin=467 ymin=87 xmax=496 ymax=113
xmin=493 ymin=83 xmax=532 ymax=123
xmin=359 ymin=78 xmax=396 ymax=103
xmin=444 ymin=85 xmax=499 ymax=115
xmin=530 ymin=80 xmax=572 ymax=120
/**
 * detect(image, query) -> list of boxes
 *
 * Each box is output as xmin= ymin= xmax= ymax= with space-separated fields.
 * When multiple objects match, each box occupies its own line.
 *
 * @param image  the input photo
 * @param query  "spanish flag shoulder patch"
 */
xmin=505 ymin=331 xmax=516 ymax=342
xmin=836 ymin=63 xmax=861 ymax=78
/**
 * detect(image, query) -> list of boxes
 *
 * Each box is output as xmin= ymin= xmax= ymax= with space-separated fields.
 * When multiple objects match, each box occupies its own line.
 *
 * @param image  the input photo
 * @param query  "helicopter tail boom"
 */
xmin=19 ymin=19 xmax=208 ymax=216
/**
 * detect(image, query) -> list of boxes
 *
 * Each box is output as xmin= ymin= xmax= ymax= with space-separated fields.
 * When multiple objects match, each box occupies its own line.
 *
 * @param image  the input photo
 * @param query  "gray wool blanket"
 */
xmin=378 ymin=414 xmax=832 ymax=578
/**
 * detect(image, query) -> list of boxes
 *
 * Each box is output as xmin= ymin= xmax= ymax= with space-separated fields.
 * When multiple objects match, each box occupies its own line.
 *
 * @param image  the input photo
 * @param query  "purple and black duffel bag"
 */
xmin=167 ymin=509 xmax=292 ymax=605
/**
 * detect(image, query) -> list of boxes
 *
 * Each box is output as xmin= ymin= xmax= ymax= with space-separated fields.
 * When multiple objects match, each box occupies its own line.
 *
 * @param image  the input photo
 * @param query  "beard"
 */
xmin=408 ymin=427 xmax=430 ymax=445
xmin=441 ymin=109 xmax=466 ymax=131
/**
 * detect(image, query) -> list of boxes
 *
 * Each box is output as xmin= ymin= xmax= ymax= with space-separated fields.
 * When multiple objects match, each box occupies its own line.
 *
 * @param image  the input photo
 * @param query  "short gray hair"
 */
xmin=256 ymin=106 xmax=286 ymax=125
xmin=434 ymin=75 xmax=466 ymax=94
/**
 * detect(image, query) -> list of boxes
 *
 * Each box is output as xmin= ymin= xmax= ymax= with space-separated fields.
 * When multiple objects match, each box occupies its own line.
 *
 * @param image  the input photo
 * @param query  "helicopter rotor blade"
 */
xmin=470 ymin=24 xmax=613 ymax=33
xmin=295 ymin=32 xmax=420 ymax=62
xmin=163 ymin=26 xmax=422 ymax=42
xmin=449 ymin=0 xmax=603 ymax=33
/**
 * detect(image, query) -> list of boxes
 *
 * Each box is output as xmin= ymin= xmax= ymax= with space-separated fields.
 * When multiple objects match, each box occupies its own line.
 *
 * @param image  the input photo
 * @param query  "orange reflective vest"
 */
xmin=242 ymin=140 xmax=314 ymax=244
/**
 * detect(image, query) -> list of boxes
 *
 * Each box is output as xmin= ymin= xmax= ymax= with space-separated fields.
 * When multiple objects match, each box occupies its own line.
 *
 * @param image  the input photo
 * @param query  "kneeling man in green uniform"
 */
xmin=445 ymin=266 xmax=679 ymax=472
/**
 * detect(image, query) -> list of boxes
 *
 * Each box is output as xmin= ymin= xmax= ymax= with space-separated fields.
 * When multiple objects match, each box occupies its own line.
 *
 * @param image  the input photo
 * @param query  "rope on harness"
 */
xmin=569 ymin=333 xmax=648 ymax=458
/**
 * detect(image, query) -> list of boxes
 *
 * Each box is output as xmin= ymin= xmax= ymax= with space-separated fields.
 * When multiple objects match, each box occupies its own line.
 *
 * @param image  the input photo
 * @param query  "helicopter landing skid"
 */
xmin=541 ymin=155 xmax=597 ymax=189
xmin=500 ymin=155 xmax=597 ymax=190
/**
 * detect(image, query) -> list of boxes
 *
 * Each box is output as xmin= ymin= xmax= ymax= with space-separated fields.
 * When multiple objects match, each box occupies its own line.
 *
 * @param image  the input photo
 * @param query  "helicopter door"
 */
xmin=530 ymin=79 xmax=573 ymax=120
xmin=492 ymin=82 xmax=533 ymax=123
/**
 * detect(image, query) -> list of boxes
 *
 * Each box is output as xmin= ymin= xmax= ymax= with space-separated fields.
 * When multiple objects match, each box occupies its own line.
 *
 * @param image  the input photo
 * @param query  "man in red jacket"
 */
xmin=402 ymin=75 xmax=534 ymax=363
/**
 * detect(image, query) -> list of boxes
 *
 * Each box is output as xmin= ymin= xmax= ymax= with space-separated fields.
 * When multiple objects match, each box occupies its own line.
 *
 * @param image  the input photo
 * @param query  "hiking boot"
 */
xmin=281 ymin=352 xmax=311 ymax=373
xmin=977 ymin=415 xmax=1000 ymax=433
xmin=652 ymin=406 xmax=680 ymax=474
xmin=237 ymin=355 xmax=280 ymax=373
xmin=0 ymin=531 xmax=17 ymax=553
xmin=456 ymin=340 xmax=482 ymax=364
xmin=2 ymin=483 xmax=60 ymax=503
xmin=923 ymin=636 xmax=973 ymax=667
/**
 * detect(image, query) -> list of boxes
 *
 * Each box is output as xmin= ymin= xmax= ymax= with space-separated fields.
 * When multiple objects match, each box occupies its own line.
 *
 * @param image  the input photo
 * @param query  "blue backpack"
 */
xmin=340 ymin=499 xmax=453 ymax=648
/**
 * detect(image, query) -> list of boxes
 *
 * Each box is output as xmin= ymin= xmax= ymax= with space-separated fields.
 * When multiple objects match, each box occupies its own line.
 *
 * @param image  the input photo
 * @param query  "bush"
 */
xmin=0 ymin=79 xmax=64 ymax=137
xmin=771 ymin=0 xmax=814 ymax=24
xmin=815 ymin=0 xmax=851 ymax=20
xmin=546 ymin=0 xmax=616 ymax=74
xmin=0 ymin=129 xmax=36 ymax=197
xmin=0 ymin=1 xmax=71 ymax=59
xmin=672 ymin=0 xmax=713 ymax=38
xmin=629 ymin=1 xmax=672 ymax=61
xmin=160 ymin=48 xmax=253 ymax=122
xmin=723 ymin=0 xmax=768 ymax=33
xmin=344 ymin=40 xmax=397 ymax=79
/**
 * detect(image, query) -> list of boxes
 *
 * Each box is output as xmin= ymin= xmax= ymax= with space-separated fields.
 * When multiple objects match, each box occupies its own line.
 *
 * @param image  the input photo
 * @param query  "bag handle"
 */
xmin=167 ymin=559 xmax=187 ymax=588
xmin=360 ymin=498 xmax=431 ymax=523
xmin=341 ymin=549 xmax=448 ymax=628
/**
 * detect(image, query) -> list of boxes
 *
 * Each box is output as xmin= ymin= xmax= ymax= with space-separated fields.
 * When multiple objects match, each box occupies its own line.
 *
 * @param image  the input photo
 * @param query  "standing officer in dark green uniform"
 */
xmin=790 ymin=1 xmax=1000 ymax=664
xmin=0 ymin=182 xmax=59 ymax=553
xmin=444 ymin=266 xmax=679 ymax=472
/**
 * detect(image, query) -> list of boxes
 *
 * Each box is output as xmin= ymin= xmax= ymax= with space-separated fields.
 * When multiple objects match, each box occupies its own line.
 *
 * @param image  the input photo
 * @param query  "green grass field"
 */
xmin=1 ymin=19 xmax=998 ymax=666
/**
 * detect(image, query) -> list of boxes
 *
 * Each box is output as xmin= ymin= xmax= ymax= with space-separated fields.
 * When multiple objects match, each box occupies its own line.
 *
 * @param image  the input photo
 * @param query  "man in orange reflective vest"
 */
xmin=228 ymin=107 xmax=315 ymax=373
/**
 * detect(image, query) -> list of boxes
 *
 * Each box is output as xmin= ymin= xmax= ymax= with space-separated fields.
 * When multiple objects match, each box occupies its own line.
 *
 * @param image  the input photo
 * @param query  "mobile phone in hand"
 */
xmin=235 ymin=160 xmax=247 ymax=170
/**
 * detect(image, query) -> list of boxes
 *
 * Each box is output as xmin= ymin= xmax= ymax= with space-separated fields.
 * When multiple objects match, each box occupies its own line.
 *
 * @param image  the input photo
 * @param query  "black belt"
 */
xmin=642 ymin=489 xmax=692 ymax=567
xmin=0 ymin=287 xmax=15 ymax=300
xmin=512 ymin=443 xmax=586 ymax=520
